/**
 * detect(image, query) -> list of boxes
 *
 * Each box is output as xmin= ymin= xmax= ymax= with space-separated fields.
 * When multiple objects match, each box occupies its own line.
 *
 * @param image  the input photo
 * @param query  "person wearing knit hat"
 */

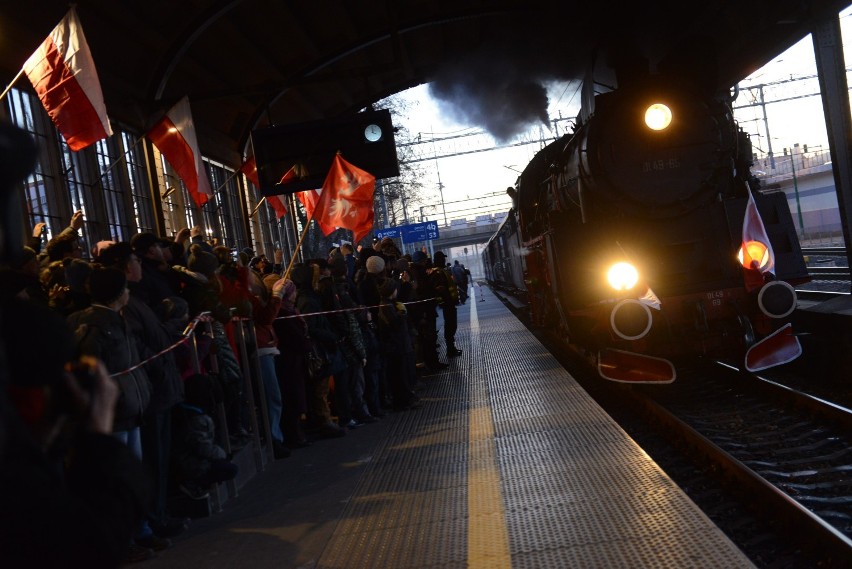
xmin=365 ymin=255 xmax=385 ymax=275
xmin=187 ymin=243 xmax=219 ymax=279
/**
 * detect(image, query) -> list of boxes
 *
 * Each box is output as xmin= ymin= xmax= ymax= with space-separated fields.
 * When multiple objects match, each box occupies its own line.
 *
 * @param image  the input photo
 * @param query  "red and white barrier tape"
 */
xmin=271 ymin=297 xmax=440 ymax=321
xmin=109 ymin=312 xmax=213 ymax=378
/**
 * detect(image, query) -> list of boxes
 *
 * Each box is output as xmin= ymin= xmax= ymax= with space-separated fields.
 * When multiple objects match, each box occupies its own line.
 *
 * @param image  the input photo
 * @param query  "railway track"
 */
xmin=618 ymin=362 xmax=852 ymax=566
xmin=557 ymin=352 xmax=852 ymax=567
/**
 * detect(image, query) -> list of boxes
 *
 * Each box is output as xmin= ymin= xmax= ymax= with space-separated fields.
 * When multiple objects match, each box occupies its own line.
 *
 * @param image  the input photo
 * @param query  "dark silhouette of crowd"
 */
xmin=0 ymin=121 xmax=470 ymax=567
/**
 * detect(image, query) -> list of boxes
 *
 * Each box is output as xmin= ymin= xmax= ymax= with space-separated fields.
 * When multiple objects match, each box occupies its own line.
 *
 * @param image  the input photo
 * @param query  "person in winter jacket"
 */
xmin=290 ymin=262 xmax=346 ymax=439
xmin=66 ymin=266 xmax=151 ymax=440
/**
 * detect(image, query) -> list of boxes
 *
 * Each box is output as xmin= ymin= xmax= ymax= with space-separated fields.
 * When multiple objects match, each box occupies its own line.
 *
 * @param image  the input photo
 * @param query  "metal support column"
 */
xmin=813 ymin=13 xmax=852 ymax=284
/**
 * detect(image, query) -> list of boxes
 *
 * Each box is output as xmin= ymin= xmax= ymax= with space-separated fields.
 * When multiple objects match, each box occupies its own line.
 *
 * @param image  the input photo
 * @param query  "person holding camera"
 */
xmin=0 ymin=296 xmax=151 ymax=568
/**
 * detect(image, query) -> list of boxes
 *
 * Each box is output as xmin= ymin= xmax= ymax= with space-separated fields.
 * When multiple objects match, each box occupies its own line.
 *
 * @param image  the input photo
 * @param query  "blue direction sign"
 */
xmin=374 ymin=221 xmax=439 ymax=242
xmin=401 ymin=221 xmax=439 ymax=242
xmin=374 ymin=227 xmax=400 ymax=240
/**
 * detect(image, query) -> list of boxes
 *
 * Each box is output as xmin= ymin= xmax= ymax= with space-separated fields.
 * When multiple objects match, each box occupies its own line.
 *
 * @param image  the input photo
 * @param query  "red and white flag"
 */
xmin=741 ymin=188 xmax=775 ymax=291
xmin=23 ymin=7 xmax=112 ymax=151
xmin=240 ymin=156 xmax=260 ymax=187
xmin=148 ymin=97 xmax=213 ymax=207
xmin=240 ymin=157 xmax=295 ymax=219
xmin=312 ymin=154 xmax=376 ymax=243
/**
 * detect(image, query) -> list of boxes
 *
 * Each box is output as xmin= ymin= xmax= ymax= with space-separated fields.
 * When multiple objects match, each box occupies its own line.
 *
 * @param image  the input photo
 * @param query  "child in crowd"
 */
xmin=172 ymin=373 xmax=238 ymax=499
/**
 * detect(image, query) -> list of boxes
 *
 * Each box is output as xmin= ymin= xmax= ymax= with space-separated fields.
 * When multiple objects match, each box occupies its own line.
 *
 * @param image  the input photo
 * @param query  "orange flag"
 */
xmin=312 ymin=154 xmax=375 ymax=243
xmin=23 ymin=7 xmax=112 ymax=151
xmin=296 ymin=188 xmax=335 ymax=235
xmin=241 ymin=157 xmax=288 ymax=219
xmin=147 ymin=97 xmax=213 ymax=207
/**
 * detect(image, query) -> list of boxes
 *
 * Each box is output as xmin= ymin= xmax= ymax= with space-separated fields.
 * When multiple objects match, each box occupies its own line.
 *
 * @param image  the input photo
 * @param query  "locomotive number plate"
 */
xmin=705 ymin=289 xmax=725 ymax=306
xmin=642 ymin=158 xmax=681 ymax=172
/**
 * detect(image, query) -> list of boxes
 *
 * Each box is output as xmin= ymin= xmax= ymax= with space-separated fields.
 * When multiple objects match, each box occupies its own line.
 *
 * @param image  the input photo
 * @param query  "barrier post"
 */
xmin=233 ymin=316 xmax=266 ymax=471
xmin=183 ymin=320 xmax=222 ymax=514
xmin=246 ymin=322 xmax=275 ymax=463
xmin=204 ymin=319 xmax=238 ymax=500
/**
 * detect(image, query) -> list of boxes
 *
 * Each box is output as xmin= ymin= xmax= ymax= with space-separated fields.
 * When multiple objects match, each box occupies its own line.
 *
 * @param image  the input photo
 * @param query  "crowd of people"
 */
xmin=0 ymin=207 xmax=471 ymax=566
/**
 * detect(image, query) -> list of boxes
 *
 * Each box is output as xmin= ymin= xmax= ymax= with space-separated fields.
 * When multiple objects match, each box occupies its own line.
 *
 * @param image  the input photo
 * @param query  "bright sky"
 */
xmin=391 ymin=81 xmax=581 ymax=222
xmin=391 ymin=5 xmax=852 ymax=224
xmin=733 ymin=6 xmax=852 ymax=158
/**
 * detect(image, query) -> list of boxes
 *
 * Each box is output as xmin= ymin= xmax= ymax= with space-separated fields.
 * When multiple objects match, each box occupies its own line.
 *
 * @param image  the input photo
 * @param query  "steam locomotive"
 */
xmin=484 ymin=62 xmax=809 ymax=383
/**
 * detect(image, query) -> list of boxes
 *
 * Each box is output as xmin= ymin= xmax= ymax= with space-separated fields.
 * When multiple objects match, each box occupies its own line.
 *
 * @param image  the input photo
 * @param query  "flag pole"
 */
xmin=86 ymin=135 xmax=146 ymax=195
xmin=249 ymin=197 xmax=266 ymax=218
xmin=282 ymin=198 xmax=313 ymax=279
xmin=0 ymin=68 xmax=25 ymax=103
xmin=101 ymin=134 xmax=145 ymax=176
xmin=212 ymin=168 xmax=241 ymax=195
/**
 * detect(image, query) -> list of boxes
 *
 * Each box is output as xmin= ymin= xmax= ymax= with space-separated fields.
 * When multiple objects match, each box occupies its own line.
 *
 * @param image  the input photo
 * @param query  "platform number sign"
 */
xmin=425 ymin=222 xmax=438 ymax=240
xmin=400 ymin=221 xmax=440 ymax=242
xmin=376 ymin=221 xmax=439 ymax=242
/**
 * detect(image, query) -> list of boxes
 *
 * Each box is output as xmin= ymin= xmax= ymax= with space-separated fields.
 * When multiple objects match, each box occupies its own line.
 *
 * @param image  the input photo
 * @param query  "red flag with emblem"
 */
xmin=147 ymin=96 xmax=212 ymax=207
xmin=296 ymin=188 xmax=334 ymax=235
xmin=312 ymin=154 xmax=375 ymax=243
xmin=241 ymin=157 xmax=288 ymax=219
xmin=23 ymin=7 xmax=112 ymax=151
xmin=741 ymin=188 xmax=775 ymax=291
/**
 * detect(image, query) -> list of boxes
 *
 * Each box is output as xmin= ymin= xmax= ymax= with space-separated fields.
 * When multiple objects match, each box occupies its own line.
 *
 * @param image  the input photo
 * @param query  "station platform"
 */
xmin=147 ymin=285 xmax=754 ymax=569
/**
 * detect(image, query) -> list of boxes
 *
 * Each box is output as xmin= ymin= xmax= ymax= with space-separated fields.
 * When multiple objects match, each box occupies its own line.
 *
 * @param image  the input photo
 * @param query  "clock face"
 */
xmin=364 ymin=124 xmax=382 ymax=142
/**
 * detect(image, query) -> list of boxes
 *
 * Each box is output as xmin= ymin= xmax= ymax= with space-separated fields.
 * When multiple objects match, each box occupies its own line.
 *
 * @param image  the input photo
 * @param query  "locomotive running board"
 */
xmin=597 ymin=349 xmax=676 ymax=384
xmin=745 ymin=323 xmax=802 ymax=372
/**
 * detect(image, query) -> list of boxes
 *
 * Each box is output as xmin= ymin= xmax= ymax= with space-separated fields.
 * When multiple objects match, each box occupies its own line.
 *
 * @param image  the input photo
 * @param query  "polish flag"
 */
xmin=23 ymin=8 xmax=112 ymax=151
xmin=240 ymin=156 xmax=260 ymax=187
xmin=241 ymin=157 xmax=291 ymax=219
xmin=741 ymin=188 xmax=775 ymax=291
xmin=148 ymin=97 xmax=213 ymax=207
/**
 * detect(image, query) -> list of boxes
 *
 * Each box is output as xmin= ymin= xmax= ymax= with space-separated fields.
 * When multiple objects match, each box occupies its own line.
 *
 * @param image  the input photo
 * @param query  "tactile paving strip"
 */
xmin=317 ymin=288 xmax=754 ymax=568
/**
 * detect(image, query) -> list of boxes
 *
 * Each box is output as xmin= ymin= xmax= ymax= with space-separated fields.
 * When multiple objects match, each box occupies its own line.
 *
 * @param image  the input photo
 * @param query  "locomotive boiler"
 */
xmin=484 ymin=63 xmax=809 ymax=383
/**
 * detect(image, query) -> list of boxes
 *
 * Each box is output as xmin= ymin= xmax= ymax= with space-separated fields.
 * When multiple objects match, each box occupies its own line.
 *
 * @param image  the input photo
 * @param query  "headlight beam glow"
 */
xmin=644 ymin=103 xmax=672 ymax=131
xmin=607 ymin=262 xmax=639 ymax=291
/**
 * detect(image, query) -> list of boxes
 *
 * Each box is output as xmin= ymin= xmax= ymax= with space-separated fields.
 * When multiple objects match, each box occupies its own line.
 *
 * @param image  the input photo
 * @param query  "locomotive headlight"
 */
xmin=607 ymin=262 xmax=639 ymax=290
xmin=644 ymin=103 xmax=672 ymax=131
xmin=738 ymin=240 xmax=770 ymax=269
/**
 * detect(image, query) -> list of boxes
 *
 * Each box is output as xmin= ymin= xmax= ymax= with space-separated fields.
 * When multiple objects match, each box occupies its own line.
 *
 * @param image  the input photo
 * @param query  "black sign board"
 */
xmin=250 ymin=109 xmax=399 ymax=195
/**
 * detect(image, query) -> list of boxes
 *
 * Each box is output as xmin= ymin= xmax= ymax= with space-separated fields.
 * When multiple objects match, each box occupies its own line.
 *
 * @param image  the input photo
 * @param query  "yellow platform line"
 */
xmin=467 ymin=296 xmax=512 ymax=569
